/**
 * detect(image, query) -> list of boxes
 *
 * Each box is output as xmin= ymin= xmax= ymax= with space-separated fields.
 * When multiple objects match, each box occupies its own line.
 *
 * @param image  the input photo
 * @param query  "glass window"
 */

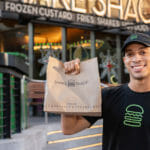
xmin=95 ymin=32 xmax=118 ymax=84
xmin=67 ymin=28 xmax=90 ymax=61
xmin=0 ymin=19 xmax=28 ymax=55
xmin=121 ymin=35 xmax=129 ymax=83
xmin=34 ymin=24 xmax=62 ymax=79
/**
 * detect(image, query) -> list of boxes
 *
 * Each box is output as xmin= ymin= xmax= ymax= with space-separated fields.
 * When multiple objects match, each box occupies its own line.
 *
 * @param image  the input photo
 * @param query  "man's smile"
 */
xmin=131 ymin=64 xmax=146 ymax=72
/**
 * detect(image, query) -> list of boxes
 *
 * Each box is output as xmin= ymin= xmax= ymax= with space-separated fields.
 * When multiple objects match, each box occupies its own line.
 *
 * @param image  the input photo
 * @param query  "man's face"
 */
xmin=123 ymin=43 xmax=150 ymax=80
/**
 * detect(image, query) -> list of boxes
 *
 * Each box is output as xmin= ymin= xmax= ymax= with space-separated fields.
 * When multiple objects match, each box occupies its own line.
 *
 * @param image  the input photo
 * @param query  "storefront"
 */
xmin=0 ymin=0 xmax=150 ymax=84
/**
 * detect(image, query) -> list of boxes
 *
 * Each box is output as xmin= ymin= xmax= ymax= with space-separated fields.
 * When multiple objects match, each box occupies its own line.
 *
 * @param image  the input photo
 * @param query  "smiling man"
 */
xmin=61 ymin=33 xmax=150 ymax=150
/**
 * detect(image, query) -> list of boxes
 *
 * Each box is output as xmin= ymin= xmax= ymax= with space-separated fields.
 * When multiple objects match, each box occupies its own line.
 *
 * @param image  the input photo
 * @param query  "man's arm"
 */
xmin=61 ymin=58 xmax=91 ymax=135
xmin=61 ymin=114 xmax=91 ymax=135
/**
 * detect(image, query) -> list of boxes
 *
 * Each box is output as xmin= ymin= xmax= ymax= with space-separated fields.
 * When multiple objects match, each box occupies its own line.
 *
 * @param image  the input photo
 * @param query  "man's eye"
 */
xmin=139 ymin=51 xmax=146 ymax=55
xmin=126 ymin=53 xmax=133 ymax=57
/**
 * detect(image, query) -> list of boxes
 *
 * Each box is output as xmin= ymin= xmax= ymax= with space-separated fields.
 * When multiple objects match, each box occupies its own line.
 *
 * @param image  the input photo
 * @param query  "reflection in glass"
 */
xmin=67 ymin=28 xmax=90 ymax=61
xmin=34 ymin=24 xmax=62 ymax=79
xmin=0 ymin=20 xmax=28 ymax=56
xmin=95 ymin=33 xmax=118 ymax=84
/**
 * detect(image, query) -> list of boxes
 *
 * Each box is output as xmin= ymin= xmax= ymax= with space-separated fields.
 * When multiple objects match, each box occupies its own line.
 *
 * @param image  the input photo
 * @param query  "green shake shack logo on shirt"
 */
xmin=123 ymin=104 xmax=144 ymax=127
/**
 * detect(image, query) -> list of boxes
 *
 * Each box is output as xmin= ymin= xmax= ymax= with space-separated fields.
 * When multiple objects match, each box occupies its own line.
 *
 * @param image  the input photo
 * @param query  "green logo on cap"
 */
xmin=130 ymin=35 xmax=138 ymax=40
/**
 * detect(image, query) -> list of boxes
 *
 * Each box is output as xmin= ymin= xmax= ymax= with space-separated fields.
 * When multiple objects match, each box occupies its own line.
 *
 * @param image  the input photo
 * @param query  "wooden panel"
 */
xmin=27 ymin=81 xmax=45 ymax=99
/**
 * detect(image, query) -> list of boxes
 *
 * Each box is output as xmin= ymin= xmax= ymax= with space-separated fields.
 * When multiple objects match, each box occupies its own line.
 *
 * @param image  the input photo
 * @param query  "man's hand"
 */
xmin=64 ymin=58 xmax=80 ymax=75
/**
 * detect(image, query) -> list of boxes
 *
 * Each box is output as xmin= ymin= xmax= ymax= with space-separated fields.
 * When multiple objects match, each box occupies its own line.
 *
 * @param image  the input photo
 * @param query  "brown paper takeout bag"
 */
xmin=44 ymin=56 xmax=102 ymax=116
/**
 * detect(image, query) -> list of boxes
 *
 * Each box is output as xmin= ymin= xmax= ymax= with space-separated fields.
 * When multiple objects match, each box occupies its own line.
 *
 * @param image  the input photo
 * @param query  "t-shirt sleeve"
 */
xmin=83 ymin=116 xmax=101 ymax=126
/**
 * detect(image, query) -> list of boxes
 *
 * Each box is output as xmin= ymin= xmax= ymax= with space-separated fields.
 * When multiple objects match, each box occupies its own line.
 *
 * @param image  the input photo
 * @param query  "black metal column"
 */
xmin=28 ymin=22 xmax=34 ymax=79
xmin=3 ymin=73 xmax=10 ymax=138
xmin=14 ymin=77 xmax=21 ymax=133
xmin=116 ymin=35 xmax=122 ymax=83
xmin=61 ymin=27 xmax=67 ymax=62
xmin=90 ymin=31 xmax=96 ymax=58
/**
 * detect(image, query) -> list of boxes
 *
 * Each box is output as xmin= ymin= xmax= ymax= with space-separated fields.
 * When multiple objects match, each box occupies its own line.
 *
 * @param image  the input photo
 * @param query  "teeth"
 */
xmin=133 ymin=66 xmax=143 ymax=69
xmin=132 ymin=66 xmax=144 ymax=71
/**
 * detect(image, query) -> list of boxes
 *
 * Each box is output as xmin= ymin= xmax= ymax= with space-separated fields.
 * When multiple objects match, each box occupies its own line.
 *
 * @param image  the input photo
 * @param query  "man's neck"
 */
xmin=129 ymin=78 xmax=150 ymax=92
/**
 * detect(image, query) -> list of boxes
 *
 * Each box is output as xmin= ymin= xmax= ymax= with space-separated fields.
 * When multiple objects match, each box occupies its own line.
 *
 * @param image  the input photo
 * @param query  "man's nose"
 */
xmin=132 ymin=54 xmax=143 ymax=62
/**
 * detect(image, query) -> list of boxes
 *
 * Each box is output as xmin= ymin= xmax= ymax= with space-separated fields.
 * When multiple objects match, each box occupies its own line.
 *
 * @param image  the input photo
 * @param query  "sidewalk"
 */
xmin=0 ymin=115 xmax=61 ymax=150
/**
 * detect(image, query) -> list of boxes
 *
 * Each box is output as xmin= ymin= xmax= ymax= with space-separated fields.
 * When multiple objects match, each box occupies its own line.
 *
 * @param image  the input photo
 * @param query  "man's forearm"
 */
xmin=61 ymin=114 xmax=90 ymax=135
xmin=61 ymin=114 xmax=79 ymax=134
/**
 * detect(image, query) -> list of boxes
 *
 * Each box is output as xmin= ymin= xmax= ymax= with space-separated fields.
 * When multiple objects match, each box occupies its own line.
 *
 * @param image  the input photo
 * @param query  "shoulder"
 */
xmin=101 ymin=84 xmax=127 ymax=114
xmin=102 ymin=84 xmax=127 ymax=99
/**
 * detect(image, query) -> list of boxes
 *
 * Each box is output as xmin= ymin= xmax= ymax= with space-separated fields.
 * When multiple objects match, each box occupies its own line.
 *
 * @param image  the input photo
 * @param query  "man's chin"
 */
xmin=132 ymin=75 xmax=145 ymax=80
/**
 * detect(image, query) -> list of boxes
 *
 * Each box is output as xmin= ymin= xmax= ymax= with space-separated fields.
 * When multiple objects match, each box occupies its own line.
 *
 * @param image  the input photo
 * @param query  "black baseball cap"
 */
xmin=122 ymin=33 xmax=150 ymax=54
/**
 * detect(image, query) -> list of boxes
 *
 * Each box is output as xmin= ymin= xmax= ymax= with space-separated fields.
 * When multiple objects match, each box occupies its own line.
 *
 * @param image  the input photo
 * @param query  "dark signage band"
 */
xmin=2 ymin=1 xmax=150 ymax=32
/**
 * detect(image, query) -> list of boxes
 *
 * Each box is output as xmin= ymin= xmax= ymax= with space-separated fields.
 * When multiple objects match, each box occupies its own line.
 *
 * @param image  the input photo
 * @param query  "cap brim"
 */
xmin=122 ymin=40 xmax=149 ymax=53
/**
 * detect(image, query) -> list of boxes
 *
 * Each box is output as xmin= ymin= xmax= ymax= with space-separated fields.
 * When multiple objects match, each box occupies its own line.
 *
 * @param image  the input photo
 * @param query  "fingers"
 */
xmin=74 ymin=62 xmax=80 ymax=75
xmin=64 ymin=58 xmax=80 ymax=75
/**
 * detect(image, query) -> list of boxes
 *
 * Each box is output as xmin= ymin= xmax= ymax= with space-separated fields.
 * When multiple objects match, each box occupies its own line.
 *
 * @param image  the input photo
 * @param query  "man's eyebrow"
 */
xmin=139 ymin=46 xmax=147 ymax=50
xmin=125 ymin=48 xmax=132 ymax=53
xmin=125 ymin=46 xmax=147 ymax=52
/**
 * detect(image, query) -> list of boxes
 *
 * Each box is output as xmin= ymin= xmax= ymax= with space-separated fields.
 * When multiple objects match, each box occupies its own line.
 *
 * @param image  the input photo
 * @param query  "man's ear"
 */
xmin=123 ymin=57 xmax=126 ymax=67
xmin=122 ymin=57 xmax=125 ymax=63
